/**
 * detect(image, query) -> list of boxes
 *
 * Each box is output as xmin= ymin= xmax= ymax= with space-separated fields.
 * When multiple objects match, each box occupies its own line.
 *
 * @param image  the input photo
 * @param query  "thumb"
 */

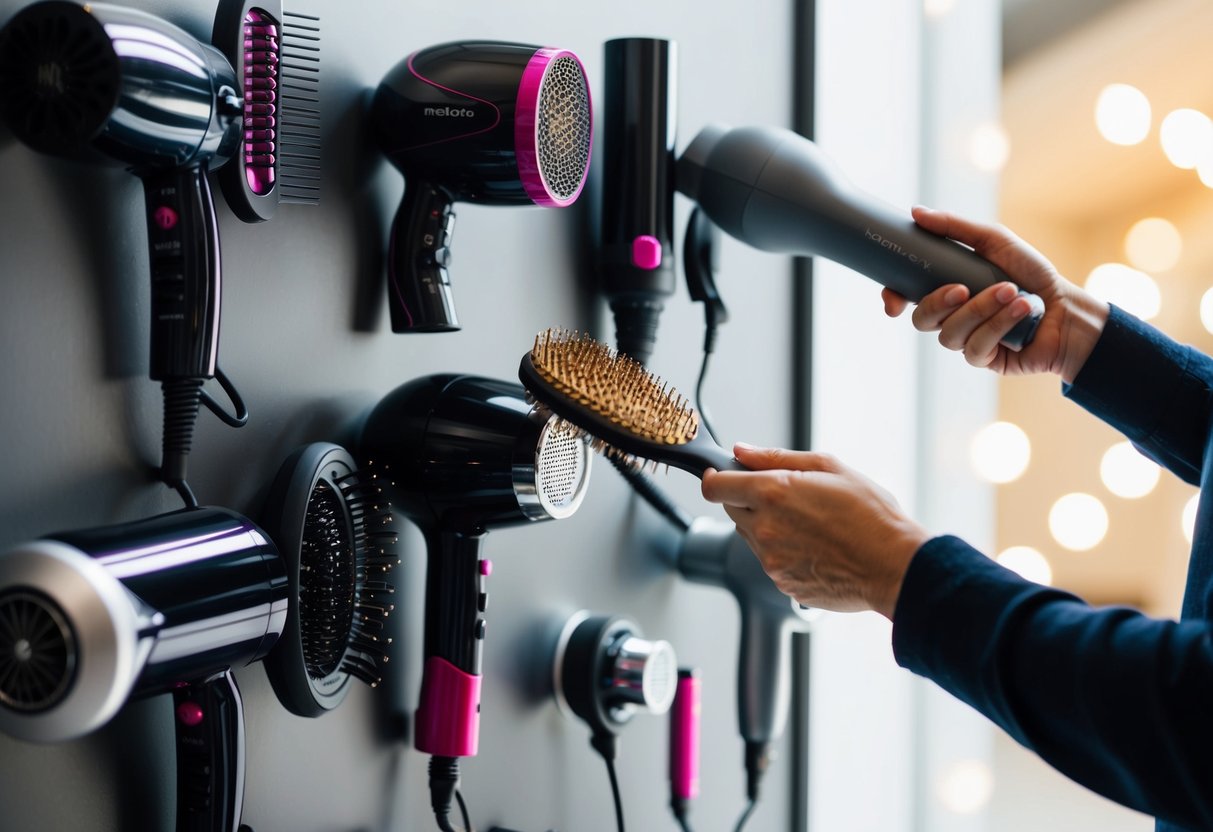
xmin=733 ymin=443 xmax=840 ymax=473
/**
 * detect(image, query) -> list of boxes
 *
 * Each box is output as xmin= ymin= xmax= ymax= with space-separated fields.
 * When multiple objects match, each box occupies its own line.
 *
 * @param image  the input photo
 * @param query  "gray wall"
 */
xmin=0 ymin=1 xmax=798 ymax=830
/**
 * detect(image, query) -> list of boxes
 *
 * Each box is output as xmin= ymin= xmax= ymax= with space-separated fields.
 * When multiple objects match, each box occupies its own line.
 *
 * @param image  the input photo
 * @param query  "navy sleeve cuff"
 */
xmin=1063 ymin=305 xmax=1211 ymax=483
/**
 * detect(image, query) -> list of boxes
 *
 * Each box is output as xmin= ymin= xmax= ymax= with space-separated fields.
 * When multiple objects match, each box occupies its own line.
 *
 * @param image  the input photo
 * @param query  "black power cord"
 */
xmin=590 ymin=732 xmax=625 ymax=832
xmin=159 ymin=365 xmax=247 ymax=509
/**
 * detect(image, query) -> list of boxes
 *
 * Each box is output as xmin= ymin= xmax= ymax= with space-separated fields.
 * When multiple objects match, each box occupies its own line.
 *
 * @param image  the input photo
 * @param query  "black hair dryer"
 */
xmin=360 ymin=374 xmax=592 ymax=831
xmin=0 ymin=0 xmax=243 ymax=382
xmin=0 ymin=507 xmax=287 ymax=832
xmin=370 ymin=41 xmax=593 ymax=333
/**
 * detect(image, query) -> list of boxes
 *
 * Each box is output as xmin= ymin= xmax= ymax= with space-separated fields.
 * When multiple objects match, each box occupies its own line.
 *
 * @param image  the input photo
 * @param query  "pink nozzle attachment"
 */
xmin=670 ymin=671 xmax=701 ymax=801
xmin=415 ymin=656 xmax=482 ymax=757
xmin=515 ymin=48 xmax=591 ymax=208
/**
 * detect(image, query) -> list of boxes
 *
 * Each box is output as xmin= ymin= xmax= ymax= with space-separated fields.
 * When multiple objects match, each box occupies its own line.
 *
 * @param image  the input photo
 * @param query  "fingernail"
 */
xmin=944 ymin=286 xmax=967 ymax=305
xmin=1009 ymin=298 xmax=1030 ymax=319
xmin=735 ymin=441 xmax=757 ymax=451
xmin=996 ymin=284 xmax=1017 ymax=303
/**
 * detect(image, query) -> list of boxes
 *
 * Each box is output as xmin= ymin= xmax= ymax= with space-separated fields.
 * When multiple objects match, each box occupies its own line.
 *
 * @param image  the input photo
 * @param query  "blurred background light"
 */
xmin=1085 ymin=263 xmax=1161 ymax=319
xmin=1094 ymin=83 xmax=1151 ymax=146
xmin=1049 ymin=493 xmax=1109 ymax=551
xmin=996 ymin=546 xmax=1054 ymax=585
xmin=1124 ymin=217 xmax=1182 ymax=273
xmin=1160 ymin=108 xmax=1213 ymax=169
xmin=970 ymin=421 xmax=1031 ymax=483
xmin=1100 ymin=441 xmax=1161 ymax=498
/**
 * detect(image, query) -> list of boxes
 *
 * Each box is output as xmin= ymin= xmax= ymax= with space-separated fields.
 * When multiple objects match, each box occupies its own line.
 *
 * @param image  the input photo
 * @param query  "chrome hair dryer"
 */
xmin=371 ymin=41 xmax=593 ymax=333
xmin=676 ymin=517 xmax=814 ymax=807
xmin=0 ymin=507 xmax=286 ymax=832
xmin=677 ymin=124 xmax=1045 ymax=349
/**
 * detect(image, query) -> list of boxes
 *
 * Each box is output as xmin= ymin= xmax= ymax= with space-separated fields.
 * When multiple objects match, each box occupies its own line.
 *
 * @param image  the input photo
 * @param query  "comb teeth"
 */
xmin=277 ymin=10 xmax=321 ymax=204
xmin=530 ymin=329 xmax=699 ymax=446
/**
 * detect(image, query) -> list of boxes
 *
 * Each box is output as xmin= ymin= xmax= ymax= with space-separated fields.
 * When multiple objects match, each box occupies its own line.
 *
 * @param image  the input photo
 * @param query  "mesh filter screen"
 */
xmin=536 ymin=55 xmax=591 ymax=201
xmin=536 ymin=424 xmax=588 ymax=511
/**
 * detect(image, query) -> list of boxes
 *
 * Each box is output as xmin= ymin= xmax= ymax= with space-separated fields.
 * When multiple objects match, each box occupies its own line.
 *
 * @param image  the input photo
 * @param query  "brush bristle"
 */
xmin=529 ymin=329 xmax=699 ymax=445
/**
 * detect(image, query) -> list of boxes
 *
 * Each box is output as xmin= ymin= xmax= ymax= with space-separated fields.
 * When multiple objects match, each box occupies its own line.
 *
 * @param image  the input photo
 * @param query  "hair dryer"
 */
xmin=0 ymin=507 xmax=287 ymax=832
xmin=370 ymin=41 xmax=593 ymax=333
xmin=677 ymin=124 xmax=1045 ymax=349
xmin=0 ymin=1 xmax=247 ymax=503
xmin=599 ymin=37 xmax=677 ymax=365
xmin=676 ymin=517 xmax=814 ymax=810
xmin=360 ymin=374 xmax=592 ymax=831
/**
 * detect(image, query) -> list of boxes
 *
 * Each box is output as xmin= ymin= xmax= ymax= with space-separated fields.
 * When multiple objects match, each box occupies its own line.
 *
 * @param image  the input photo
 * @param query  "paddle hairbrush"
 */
xmin=519 ymin=329 xmax=746 ymax=476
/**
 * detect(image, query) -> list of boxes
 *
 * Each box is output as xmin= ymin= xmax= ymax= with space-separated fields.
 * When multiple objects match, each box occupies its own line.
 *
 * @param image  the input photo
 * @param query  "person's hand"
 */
xmin=701 ymin=444 xmax=931 ymax=619
xmin=882 ymin=206 xmax=1108 ymax=384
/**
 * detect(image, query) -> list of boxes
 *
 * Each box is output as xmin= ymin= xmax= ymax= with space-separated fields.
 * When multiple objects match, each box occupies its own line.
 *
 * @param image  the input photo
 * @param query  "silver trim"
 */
xmin=0 ymin=541 xmax=148 ymax=743
xmin=146 ymin=603 xmax=277 ymax=665
xmin=515 ymin=409 xmax=592 ymax=522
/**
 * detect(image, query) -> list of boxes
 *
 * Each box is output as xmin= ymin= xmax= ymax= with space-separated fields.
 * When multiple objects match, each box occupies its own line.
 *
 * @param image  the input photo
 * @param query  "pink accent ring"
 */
xmin=632 ymin=235 xmax=663 ymax=270
xmin=514 ymin=48 xmax=591 ymax=207
xmin=415 ymin=656 xmax=482 ymax=757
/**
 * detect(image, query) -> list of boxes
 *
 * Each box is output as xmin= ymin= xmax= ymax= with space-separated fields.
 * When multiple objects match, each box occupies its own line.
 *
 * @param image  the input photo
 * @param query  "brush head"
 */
xmin=520 ymin=330 xmax=744 ymax=477
xmin=261 ymin=443 xmax=398 ymax=717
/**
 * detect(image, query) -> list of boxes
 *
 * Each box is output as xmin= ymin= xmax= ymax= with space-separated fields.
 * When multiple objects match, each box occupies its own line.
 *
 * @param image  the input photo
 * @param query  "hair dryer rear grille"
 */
xmin=0 ymin=590 xmax=77 ymax=713
xmin=0 ymin=2 xmax=120 ymax=155
xmin=537 ymin=55 xmax=591 ymax=201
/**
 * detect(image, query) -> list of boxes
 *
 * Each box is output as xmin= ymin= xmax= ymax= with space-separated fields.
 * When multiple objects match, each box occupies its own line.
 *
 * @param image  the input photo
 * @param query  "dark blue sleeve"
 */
xmin=1064 ymin=305 xmax=1213 ymax=484
xmin=892 ymin=535 xmax=1213 ymax=829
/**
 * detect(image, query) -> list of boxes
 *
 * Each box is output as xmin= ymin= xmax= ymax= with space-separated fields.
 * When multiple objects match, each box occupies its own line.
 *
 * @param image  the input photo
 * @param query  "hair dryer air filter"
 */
xmin=260 ymin=443 xmax=398 ymax=717
xmin=371 ymin=41 xmax=592 ymax=332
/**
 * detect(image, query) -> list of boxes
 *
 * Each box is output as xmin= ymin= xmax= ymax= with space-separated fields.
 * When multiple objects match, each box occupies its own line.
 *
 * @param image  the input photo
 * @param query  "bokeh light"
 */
xmin=1124 ymin=217 xmax=1182 ymax=273
xmin=969 ymin=122 xmax=1010 ymax=172
xmin=1085 ymin=263 xmax=1161 ymax=320
xmin=970 ymin=421 xmax=1031 ymax=484
xmin=1160 ymin=108 xmax=1213 ymax=170
xmin=1049 ymin=493 xmax=1109 ymax=552
xmin=937 ymin=759 xmax=995 ymax=815
xmin=923 ymin=0 xmax=956 ymax=17
xmin=1183 ymin=494 xmax=1200 ymax=544
xmin=996 ymin=546 xmax=1054 ymax=586
xmin=1100 ymin=441 xmax=1161 ymax=499
xmin=1094 ymin=84 xmax=1151 ymax=146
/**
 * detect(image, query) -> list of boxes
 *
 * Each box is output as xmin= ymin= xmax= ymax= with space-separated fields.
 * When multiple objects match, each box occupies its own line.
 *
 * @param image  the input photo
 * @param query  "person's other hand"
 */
xmin=701 ymin=444 xmax=930 ymax=619
xmin=882 ymin=206 xmax=1107 ymax=383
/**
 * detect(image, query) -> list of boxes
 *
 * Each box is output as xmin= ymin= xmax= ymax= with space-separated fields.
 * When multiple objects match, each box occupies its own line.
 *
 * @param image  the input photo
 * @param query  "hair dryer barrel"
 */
xmin=677 ymin=124 xmax=1044 ymax=349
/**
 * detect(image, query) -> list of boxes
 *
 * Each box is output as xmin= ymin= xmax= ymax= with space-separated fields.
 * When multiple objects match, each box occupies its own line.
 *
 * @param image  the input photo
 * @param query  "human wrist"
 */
xmin=871 ymin=523 xmax=930 ymax=620
xmin=1058 ymin=285 xmax=1109 ymax=384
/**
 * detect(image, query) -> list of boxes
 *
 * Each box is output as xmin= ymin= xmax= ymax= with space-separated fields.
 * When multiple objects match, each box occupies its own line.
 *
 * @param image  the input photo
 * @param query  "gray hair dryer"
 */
xmin=676 ymin=516 xmax=814 ymax=806
xmin=676 ymin=124 xmax=1044 ymax=350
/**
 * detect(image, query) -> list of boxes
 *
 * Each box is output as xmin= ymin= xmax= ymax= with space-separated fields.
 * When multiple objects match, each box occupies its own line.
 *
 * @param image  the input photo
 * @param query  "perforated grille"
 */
xmin=0 ymin=590 xmax=76 ymax=713
xmin=299 ymin=481 xmax=355 ymax=679
xmin=0 ymin=2 xmax=120 ymax=155
xmin=536 ymin=55 xmax=591 ymax=201
xmin=536 ymin=425 xmax=588 ymax=511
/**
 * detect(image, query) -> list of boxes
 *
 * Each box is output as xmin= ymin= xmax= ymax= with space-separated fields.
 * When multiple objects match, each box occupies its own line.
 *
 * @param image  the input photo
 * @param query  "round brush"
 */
xmin=260 ymin=443 xmax=398 ymax=717
xmin=519 ymin=329 xmax=746 ymax=477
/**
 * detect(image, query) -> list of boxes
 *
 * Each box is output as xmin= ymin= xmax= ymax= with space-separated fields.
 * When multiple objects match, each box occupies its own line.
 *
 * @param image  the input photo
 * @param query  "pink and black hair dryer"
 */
xmin=359 ymin=375 xmax=592 ymax=831
xmin=370 ymin=41 xmax=593 ymax=333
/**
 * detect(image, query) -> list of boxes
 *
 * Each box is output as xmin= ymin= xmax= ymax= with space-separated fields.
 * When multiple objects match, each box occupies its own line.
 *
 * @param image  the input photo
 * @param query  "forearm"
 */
xmin=893 ymin=537 xmax=1213 ymax=828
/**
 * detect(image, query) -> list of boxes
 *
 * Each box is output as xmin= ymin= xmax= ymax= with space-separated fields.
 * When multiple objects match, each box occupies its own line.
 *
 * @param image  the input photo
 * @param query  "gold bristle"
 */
xmin=529 ymin=329 xmax=699 ymax=445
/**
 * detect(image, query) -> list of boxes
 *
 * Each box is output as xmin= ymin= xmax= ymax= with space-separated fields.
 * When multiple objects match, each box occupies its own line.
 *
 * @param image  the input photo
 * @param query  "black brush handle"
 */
xmin=142 ymin=167 xmax=222 ymax=381
xmin=173 ymin=669 xmax=246 ymax=832
xmin=388 ymin=181 xmax=459 ymax=332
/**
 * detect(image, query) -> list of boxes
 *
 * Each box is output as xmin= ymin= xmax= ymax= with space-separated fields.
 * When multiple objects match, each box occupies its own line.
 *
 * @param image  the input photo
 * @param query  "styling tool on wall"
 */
xmin=259 ymin=442 xmax=397 ymax=717
xmin=370 ymin=41 xmax=593 ymax=333
xmin=0 ymin=0 xmax=250 ymax=507
xmin=676 ymin=123 xmax=1044 ymax=349
xmin=519 ymin=328 xmax=746 ymax=477
xmin=675 ymin=517 xmax=815 ymax=832
xmin=212 ymin=0 xmax=322 ymax=221
xmin=0 ymin=507 xmax=288 ymax=832
xmin=360 ymin=375 xmax=592 ymax=832
xmin=599 ymin=37 xmax=677 ymax=366
xmin=668 ymin=668 xmax=701 ymax=832
xmin=553 ymin=611 xmax=679 ymax=832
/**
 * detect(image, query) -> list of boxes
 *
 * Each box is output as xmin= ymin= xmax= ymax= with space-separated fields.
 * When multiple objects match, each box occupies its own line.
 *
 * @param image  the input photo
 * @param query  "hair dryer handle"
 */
xmin=738 ymin=608 xmax=792 ymax=746
xmin=142 ymin=167 xmax=222 ymax=381
xmin=388 ymin=181 xmax=460 ymax=333
xmin=415 ymin=530 xmax=487 ymax=757
xmin=172 ymin=669 xmax=246 ymax=832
